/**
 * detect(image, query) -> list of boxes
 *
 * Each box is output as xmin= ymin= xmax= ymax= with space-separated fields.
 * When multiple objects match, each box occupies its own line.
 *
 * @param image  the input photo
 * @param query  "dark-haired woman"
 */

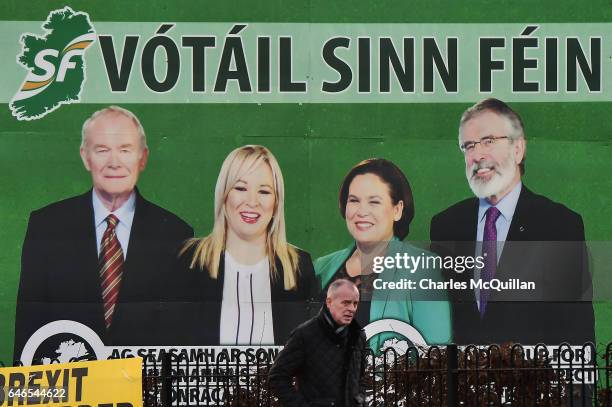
xmin=315 ymin=158 xmax=451 ymax=352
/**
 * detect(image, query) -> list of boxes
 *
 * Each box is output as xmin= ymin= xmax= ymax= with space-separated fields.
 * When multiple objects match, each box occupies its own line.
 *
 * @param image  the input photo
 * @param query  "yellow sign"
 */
xmin=0 ymin=358 xmax=142 ymax=407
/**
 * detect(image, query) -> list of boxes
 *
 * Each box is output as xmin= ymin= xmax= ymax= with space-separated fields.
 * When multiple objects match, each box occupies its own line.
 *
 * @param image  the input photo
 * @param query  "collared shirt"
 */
xmin=474 ymin=181 xmax=522 ymax=308
xmin=93 ymin=190 xmax=136 ymax=258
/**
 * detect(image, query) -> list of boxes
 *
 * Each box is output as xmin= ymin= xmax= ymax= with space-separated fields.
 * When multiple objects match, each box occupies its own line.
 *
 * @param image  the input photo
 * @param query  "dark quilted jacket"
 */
xmin=268 ymin=307 xmax=367 ymax=407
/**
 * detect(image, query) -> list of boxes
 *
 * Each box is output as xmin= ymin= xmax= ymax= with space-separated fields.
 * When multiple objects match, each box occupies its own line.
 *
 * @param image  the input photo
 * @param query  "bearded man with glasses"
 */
xmin=429 ymin=98 xmax=594 ymax=347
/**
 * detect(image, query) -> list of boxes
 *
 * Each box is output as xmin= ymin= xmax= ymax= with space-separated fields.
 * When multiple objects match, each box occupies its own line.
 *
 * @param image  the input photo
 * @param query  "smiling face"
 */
xmin=326 ymin=283 xmax=360 ymax=326
xmin=461 ymin=111 xmax=524 ymax=204
xmin=345 ymin=173 xmax=403 ymax=245
xmin=80 ymin=111 xmax=148 ymax=209
xmin=224 ymin=161 xmax=276 ymax=243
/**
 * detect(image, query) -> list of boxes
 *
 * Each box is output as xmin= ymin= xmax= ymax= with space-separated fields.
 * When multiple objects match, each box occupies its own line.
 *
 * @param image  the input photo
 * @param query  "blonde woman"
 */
xmin=170 ymin=145 xmax=317 ymax=346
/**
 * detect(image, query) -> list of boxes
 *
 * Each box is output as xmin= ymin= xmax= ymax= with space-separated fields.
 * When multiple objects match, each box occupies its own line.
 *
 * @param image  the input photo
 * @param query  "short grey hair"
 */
xmin=458 ymin=98 xmax=526 ymax=174
xmin=81 ymin=105 xmax=147 ymax=150
xmin=327 ymin=279 xmax=359 ymax=299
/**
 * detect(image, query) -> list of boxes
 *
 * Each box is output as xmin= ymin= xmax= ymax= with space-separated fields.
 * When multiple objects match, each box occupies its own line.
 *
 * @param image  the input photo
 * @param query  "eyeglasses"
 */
xmin=459 ymin=136 xmax=509 ymax=153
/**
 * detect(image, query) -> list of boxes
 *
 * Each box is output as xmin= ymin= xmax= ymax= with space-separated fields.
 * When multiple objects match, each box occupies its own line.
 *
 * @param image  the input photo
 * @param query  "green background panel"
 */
xmin=1 ymin=0 xmax=611 ymax=365
xmin=2 ymin=0 xmax=611 ymax=22
xmin=2 ymin=102 xmax=612 ymax=363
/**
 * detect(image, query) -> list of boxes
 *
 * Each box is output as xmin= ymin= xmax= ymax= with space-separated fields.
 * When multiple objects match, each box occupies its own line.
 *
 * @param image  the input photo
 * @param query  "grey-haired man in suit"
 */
xmin=430 ymin=98 xmax=594 ymax=346
xmin=14 ymin=106 xmax=193 ymax=362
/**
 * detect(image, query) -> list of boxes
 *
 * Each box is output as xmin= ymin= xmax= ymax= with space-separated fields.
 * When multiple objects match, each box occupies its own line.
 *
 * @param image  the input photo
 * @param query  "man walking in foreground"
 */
xmin=269 ymin=279 xmax=367 ymax=406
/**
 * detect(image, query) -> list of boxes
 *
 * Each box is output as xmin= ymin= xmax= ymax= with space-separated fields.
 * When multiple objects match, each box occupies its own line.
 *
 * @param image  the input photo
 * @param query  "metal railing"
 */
xmin=139 ymin=342 xmax=611 ymax=406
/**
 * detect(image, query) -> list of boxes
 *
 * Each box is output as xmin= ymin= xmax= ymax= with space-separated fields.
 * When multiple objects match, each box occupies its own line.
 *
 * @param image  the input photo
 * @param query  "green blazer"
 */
xmin=314 ymin=238 xmax=452 ymax=352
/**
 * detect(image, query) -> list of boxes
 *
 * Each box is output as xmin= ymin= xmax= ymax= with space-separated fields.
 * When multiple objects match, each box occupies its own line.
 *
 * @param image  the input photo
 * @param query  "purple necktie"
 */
xmin=480 ymin=206 xmax=501 ymax=317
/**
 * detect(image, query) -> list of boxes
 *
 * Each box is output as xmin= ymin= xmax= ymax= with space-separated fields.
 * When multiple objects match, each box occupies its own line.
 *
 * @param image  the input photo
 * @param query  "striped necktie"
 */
xmin=99 ymin=214 xmax=124 ymax=329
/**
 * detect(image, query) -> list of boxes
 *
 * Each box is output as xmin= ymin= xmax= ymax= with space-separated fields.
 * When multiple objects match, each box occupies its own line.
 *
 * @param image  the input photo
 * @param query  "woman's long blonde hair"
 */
xmin=183 ymin=145 xmax=300 ymax=290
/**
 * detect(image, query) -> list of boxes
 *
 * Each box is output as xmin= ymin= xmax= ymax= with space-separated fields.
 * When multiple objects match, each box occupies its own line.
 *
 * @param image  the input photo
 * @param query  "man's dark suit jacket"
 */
xmin=430 ymin=185 xmax=594 ymax=346
xmin=162 ymin=245 xmax=319 ymax=346
xmin=14 ymin=190 xmax=193 ymax=361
